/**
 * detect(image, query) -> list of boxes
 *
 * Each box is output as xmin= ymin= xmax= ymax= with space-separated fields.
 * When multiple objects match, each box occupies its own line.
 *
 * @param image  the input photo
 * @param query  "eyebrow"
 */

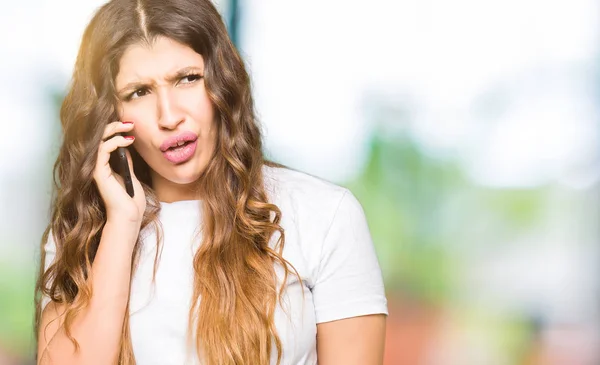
xmin=117 ymin=66 xmax=203 ymax=95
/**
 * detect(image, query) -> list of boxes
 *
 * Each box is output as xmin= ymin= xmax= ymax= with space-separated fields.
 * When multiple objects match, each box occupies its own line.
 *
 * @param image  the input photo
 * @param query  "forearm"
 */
xmin=39 ymin=221 xmax=139 ymax=365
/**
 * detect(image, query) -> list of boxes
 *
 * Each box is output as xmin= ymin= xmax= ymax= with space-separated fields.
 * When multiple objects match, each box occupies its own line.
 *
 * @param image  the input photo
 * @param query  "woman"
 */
xmin=35 ymin=0 xmax=388 ymax=364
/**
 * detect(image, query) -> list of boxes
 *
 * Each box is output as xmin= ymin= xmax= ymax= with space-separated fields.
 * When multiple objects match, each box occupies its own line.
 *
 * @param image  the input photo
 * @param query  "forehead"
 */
xmin=115 ymin=36 xmax=205 ymax=86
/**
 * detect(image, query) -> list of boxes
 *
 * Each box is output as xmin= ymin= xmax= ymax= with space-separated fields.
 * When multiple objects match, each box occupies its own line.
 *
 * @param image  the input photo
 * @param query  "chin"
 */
xmin=165 ymin=175 xmax=200 ymax=185
xmin=166 ymin=161 xmax=207 ymax=183
xmin=148 ymin=152 xmax=209 ymax=186
xmin=164 ymin=169 xmax=202 ymax=185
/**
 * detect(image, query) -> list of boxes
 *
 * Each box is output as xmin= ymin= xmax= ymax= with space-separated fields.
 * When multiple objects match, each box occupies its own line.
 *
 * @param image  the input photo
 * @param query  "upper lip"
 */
xmin=159 ymin=131 xmax=198 ymax=152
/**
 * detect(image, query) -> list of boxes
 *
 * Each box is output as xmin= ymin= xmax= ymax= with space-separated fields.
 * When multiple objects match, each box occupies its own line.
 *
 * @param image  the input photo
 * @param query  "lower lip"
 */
xmin=162 ymin=140 xmax=197 ymax=164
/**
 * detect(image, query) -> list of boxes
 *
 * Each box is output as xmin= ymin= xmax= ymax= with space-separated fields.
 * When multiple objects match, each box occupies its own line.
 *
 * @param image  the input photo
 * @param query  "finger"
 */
xmin=97 ymin=135 xmax=135 ymax=167
xmin=102 ymin=121 xmax=134 ymax=141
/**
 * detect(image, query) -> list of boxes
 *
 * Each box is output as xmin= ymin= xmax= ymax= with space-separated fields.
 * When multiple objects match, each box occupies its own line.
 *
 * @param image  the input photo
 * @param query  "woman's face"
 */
xmin=115 ymin=36 xmax=217 ymax=202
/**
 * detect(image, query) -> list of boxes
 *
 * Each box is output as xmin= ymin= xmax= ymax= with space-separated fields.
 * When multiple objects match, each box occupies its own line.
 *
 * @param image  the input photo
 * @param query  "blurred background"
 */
xmin=1 ymin=0 xmax=599 ymax=364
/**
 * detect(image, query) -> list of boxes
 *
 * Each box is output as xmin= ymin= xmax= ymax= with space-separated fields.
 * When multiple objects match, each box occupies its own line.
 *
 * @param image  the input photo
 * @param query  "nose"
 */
xmin=156 ymin=89 xmax=185 ymax=130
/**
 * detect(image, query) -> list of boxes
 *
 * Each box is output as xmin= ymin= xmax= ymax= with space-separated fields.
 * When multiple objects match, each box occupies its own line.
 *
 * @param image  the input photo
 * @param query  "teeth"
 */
xmin=171 ymin=141 xmax=186 ymax=149
xmin=166 ymin=140 xmax=191 ymax=151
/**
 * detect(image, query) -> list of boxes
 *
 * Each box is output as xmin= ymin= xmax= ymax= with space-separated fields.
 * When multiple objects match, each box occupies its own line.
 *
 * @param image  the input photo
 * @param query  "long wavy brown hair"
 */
xmin=34 ymin=0 xmax=298 ymax=364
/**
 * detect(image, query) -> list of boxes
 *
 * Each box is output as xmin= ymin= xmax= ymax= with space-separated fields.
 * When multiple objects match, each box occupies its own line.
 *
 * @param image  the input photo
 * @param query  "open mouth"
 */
xmin=167 ymin=141 xmax=193 ymax=151
xmin=162 ymin=140 xmax=198 ymax=164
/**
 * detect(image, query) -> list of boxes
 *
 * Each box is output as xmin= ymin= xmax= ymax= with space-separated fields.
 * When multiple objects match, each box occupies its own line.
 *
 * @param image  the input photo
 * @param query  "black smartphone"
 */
xmin=109 ymin=133 xmax=135 ymax=197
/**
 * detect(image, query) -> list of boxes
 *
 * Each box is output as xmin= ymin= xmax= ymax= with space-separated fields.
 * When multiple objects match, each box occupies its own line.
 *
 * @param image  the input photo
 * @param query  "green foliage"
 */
xmin=346 ymin=130 xmax=547 ymax=305
xmin=0 ymin=261 xmax=35 ymax=357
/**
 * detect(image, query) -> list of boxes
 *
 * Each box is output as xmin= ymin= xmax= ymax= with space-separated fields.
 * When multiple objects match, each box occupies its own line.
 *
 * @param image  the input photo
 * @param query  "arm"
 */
xmin=317 ymin=314 xmax=387 ymax=365
xmin=311 ymin=190 xmax=388 ymax=364
xmin=37 ymin=221 xmax=138 ymax=365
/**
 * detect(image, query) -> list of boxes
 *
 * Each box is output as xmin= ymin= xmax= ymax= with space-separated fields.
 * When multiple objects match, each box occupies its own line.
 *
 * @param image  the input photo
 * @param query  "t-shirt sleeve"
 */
xmin=311 ymin=189 xmax=388 ymax=323
xmin=40 ymin=230 xmax=58 ymax=313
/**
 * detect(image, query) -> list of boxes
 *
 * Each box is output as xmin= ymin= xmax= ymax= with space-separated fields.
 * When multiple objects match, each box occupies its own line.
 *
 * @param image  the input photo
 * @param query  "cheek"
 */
xmin=121 ymin=103 xmax=154 ymax=123
xmin=183 ymin=89 xmax=214 ymax=124
xmin=120 ymin=105 xmax=156 ymax=137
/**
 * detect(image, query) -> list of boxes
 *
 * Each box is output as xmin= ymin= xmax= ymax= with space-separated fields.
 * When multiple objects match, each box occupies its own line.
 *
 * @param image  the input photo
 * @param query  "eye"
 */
xmin=178 ymin=73 xmax=202 ymax=85
xmin=127 ymin=87 xmax=150 ymax=101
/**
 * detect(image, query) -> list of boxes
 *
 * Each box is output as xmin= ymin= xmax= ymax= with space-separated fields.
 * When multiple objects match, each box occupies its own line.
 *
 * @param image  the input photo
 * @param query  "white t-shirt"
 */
xmin=41 ymin=165 xmax=388 ymax=364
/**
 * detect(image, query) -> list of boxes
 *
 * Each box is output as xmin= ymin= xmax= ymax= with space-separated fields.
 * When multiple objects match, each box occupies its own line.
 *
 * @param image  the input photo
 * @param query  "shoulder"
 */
xmin=261 ymin=164 xmax=369 ymax=257
xmin=262 ymin=164 xmax=352 ymax=217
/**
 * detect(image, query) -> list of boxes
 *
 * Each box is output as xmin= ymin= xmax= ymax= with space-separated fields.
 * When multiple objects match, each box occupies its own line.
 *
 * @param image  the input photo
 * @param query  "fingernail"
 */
xmin=124 ymin=135 xmax=135 ymax=140
xmin=122 ymin=121 xmax=134 ymax=124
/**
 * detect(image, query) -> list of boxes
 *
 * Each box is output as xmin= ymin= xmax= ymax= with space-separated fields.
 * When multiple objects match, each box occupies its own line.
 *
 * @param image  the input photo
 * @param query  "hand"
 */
xmin=93 ymin=121 xmax=146 ymax=226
